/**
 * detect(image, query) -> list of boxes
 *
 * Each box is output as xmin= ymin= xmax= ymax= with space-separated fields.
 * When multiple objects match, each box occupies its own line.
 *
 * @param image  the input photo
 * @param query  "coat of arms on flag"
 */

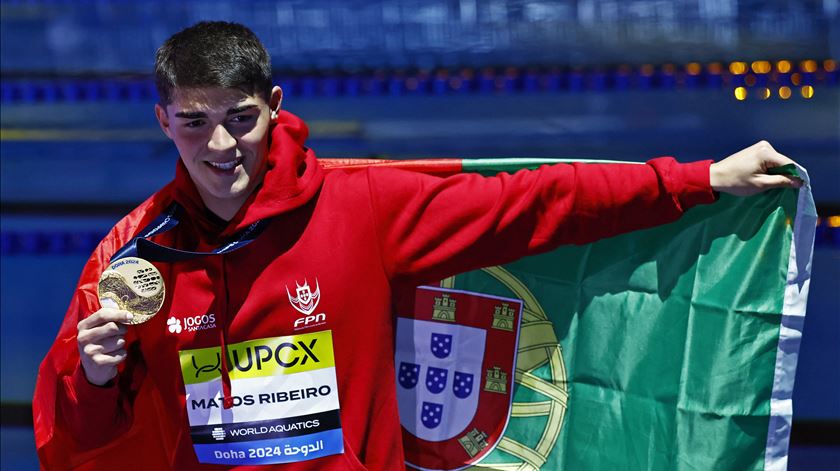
xmin=396 ymin=286 xmax=522 ymax=470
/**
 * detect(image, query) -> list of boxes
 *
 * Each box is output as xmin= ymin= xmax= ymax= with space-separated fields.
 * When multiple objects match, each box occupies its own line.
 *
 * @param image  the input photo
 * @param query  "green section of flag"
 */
xmin=444 ymin=159 xmax=803 ymax=470
xmin=767 ymin=163 xmax=799 ymax=177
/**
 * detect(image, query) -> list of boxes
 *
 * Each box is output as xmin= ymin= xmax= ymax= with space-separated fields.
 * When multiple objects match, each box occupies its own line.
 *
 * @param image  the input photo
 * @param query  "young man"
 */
xmin=34 ymin=21 xmax=801 ymax=470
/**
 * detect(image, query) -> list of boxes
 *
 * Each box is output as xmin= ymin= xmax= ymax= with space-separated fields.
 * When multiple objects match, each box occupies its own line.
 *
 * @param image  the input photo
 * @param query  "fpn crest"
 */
xmin=396 ymin=286 xmax=522 ymax=471
xmin=286 ymin=278 xmax=321 ymax=315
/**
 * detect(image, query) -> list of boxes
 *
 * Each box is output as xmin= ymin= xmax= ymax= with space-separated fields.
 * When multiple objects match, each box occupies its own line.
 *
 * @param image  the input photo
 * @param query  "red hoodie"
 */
xmin=34 ymin=111 xmax=715 ymax=470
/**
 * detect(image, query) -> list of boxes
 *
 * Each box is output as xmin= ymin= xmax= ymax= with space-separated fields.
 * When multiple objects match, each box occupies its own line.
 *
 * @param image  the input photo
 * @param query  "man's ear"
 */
xmin=154 ymin=103 xmax=173 ymax=139
xmin=269 ymin=86 xmax=283 ymax=119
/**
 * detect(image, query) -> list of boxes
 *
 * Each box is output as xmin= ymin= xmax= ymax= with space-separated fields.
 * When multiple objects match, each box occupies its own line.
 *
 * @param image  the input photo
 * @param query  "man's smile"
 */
xmin=205 ymin=156 xmax=244 ymax=173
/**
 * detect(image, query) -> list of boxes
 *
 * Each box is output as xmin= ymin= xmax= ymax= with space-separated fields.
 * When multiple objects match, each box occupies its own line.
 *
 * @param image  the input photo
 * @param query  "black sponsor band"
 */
xmin=189 ymin=409 xmax=341 ymax=444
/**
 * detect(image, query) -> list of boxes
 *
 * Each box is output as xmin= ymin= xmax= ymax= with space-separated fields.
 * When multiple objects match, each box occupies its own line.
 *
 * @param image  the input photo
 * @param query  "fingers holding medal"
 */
xmin=77 ymin=308 xmax=131 ymax=385
xmin=78 ymin=258 xmax=164 ymax=385
xmin=98 ymin=257 xmax=165 ymax=324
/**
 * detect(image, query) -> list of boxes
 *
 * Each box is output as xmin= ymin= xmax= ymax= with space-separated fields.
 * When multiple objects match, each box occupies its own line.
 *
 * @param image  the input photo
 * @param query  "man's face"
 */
xmin=155 ymin=86 xmax=281 ymax=218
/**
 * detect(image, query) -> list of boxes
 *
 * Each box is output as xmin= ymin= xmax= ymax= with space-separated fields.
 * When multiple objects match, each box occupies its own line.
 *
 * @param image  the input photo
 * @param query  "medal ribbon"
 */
xmin=110 ymin=203 xmax=269 ymax=263
xmin=109 ymin=202 xmax=270 ymax=410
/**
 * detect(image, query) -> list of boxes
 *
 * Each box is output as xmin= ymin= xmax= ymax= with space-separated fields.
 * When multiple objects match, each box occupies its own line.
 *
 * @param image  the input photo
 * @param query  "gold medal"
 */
xmin=98 ymin=257 xmax=165 ymax=324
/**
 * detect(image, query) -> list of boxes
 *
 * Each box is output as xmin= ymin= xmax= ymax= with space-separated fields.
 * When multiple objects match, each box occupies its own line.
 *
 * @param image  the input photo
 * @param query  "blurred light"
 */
xmin=751 ymin=61 xmax=772 ymax=74
xmin=569 ymin=67 xmax=585 ymax=90
xmin=6 ymin=57 xmax=840 ymax=104
xmin=828 ymin=216 xmax=840 ymax=228
xmin=776 ymin=60 xmax=792 ymax=73
xmin=686 ymin=62 xmax=702 ymax=75
xmin=734 ymin=87 xmax=747 ymax=100
xmin=479 ymin=67 xmax=495 ymax=93
xmin=800 ymin=60 xmax=818 ymax=73
xmin=779 ymin=86 xmax=792 ymax=99
xmin=434 ymin=69 xmax=449 ymax=95
xmin=502 ymin=67 xmax=518 ymax=92
xmin=543 ymin=67 xmax=562 ymax=91
xmin=523 ymin=68 xmax=539 ymax=92
xmin=759 ymin=87 xmax=771 ymax=100
xmin=591 ymin=69 xmax=608 ymax=90
xmin=614 ymin=65 xmax=632 ymax=90
xmin=729 ymin=62 xmax=748 ymax=75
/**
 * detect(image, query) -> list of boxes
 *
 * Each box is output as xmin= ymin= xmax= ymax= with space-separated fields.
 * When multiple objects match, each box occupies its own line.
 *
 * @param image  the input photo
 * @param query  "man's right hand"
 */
xmin=77 ymin=308 xmax=132 ymax=386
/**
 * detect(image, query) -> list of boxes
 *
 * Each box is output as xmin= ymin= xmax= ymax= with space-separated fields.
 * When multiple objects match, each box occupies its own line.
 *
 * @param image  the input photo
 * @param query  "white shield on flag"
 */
xmin=395 ymin=318 xmax=486 ymax=442
xmin=397 ymin=285 xmax=521 ymax=471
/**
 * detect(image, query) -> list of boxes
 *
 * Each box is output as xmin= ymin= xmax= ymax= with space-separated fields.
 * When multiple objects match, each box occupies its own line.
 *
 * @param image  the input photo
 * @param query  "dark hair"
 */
xmin=154 ymin=21 xmax=272 ymax=105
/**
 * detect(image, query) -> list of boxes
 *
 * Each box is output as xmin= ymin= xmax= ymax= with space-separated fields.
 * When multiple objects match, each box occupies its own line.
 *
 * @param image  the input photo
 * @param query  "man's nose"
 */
xmin=208 ymin=124 xmax=236 ymax=152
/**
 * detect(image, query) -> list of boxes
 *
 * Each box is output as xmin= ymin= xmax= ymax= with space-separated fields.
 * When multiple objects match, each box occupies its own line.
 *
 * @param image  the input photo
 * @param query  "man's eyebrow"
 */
xmin=227 ymin=104 xmax=258 ymax=115
xmin=174 ymin=110 xmax=207 ymax=119
xmin=173 ymin=105 xmax=258 ymax=119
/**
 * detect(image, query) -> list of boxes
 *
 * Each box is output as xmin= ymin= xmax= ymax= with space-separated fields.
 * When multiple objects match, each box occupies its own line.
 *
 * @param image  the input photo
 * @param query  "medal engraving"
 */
xmin=98 ymin=257 xmax=165 ymax=324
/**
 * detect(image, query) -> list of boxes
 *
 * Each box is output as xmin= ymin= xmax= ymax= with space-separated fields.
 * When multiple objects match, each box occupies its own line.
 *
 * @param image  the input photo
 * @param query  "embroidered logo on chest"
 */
xmin=166 ymin=313 xmax=218 ymax=335
xmin=286 ymin=278 xmax=327 ymax=330
xmin=286 ymin=279 xmax=320 ymax=315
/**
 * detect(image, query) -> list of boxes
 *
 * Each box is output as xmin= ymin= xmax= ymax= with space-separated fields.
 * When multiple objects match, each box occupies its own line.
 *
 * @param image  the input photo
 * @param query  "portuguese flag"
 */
xmin=324 ymin=158 xmax=816 ymax=471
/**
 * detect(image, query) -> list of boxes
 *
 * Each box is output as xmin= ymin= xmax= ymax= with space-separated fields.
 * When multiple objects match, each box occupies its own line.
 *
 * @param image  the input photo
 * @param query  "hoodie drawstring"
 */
xmin=220 ymin=327 xmax=234 ymax=409
xmin=218 ymin=254 xmax=234 ymax=409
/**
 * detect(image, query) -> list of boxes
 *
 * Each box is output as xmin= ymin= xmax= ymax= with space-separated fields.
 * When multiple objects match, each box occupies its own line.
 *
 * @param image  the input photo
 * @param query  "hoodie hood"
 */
xmin=171 ymin=110 xmax=325 ymax=238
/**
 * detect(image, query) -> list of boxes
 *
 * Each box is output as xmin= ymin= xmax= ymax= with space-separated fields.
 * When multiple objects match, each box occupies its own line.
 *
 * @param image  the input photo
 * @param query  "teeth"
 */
xmin=208 ymin=158 xmax=241 ymax=170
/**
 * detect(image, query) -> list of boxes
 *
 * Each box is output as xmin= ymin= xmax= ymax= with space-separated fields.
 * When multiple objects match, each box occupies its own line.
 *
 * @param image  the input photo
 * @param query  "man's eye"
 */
xmin=184 ymin=120 xmax=205 ymax=128
xmin=230 ymin=115 xmax=254 ymax=124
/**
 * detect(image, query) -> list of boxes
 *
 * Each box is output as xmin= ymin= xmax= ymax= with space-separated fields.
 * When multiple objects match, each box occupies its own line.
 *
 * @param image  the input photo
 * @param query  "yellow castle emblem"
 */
xmin=484 ymin=366 xmax=508 ymax=394
xmin=432 ymin=293 xmax=457 ymax=322
xmin=492 ymin=302 xmax=515 ymax=331
xmin=458 ymin=428 xmax=489 ymax=458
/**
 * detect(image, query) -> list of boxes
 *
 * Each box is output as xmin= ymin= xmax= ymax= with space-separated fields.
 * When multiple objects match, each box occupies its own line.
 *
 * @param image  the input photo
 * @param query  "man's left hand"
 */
xmin=710 ymin=141 xmax=804 ymax=197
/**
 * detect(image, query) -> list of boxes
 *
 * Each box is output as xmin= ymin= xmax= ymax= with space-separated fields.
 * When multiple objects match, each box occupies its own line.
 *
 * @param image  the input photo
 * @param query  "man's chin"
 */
xmin=209 ymin=189 xmax=246 ymax=201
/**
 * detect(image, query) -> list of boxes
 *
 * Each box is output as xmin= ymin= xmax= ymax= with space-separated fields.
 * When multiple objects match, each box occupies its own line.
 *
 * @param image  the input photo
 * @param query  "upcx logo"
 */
xmin=192 ymin=352 xmax=221 ymax=378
